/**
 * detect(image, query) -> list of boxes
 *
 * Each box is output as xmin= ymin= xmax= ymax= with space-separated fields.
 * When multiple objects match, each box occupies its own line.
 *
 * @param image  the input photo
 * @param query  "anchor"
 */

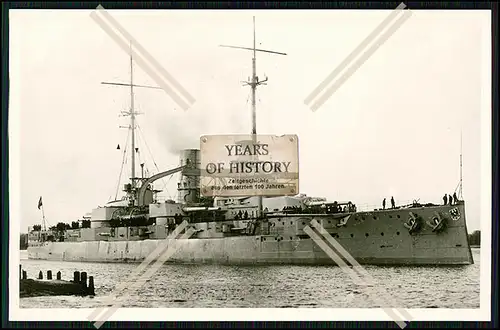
xmin=426 ymin=211 xmax=447 ymax=233
xmin=403 ymin=212 xmax=421 ymax=234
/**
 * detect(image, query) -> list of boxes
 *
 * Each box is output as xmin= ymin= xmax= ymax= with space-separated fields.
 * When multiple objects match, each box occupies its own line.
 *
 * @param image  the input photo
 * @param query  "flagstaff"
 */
xmin=37 ymin=196 xmax=47 ymax=232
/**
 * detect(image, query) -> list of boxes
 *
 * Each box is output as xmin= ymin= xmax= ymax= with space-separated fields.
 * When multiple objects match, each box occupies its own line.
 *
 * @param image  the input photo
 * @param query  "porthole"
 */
xmin=365 ymin=233 xmax=369 ymax=237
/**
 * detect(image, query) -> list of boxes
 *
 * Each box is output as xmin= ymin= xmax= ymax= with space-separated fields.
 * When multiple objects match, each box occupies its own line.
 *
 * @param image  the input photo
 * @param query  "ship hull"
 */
xmin=27 ymin=238 xmax=473 ymax=266
xmin=27 ymin=204 xmax=474 ymax=266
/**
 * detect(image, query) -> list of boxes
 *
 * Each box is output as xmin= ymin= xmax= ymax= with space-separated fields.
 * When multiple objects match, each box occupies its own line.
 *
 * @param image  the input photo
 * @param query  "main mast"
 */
xmin=220 ymin=16 xmax=287 ymax=218
xmin=251 ymin=16 xmax=257 ymax=135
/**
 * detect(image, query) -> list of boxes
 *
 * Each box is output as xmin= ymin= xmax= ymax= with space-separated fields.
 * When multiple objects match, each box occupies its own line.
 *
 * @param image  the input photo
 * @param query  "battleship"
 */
xmin=27 ymin=18 xmax=474 ymax=266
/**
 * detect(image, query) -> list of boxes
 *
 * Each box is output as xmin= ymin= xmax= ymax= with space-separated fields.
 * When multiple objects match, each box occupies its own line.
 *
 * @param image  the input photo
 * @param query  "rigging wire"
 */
xmin=137 ymin=123 xmax=173 ymax=199
xmin=115 ymin=128 xmax=131 ymax=200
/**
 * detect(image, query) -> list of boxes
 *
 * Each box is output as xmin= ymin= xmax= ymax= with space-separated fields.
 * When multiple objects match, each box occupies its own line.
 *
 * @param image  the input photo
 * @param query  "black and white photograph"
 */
xmin=9 ymin=6 xmax=491 ymax=325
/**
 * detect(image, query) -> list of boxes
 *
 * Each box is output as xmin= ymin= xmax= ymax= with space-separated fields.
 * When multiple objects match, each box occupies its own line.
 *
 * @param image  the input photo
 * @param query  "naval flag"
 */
xmin=38 ymin=196 xmax=43 ymax=210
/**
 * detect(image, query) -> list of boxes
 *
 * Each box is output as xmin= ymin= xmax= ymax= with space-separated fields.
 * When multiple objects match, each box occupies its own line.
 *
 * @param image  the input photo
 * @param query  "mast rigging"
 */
xmin=101 ymin=41 xmax=162 ymax=206
xmin=219 ymin=16 xmax=287 ymax=218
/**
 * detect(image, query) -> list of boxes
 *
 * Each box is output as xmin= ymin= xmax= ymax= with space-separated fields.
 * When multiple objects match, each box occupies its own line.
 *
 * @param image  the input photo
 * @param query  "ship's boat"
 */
xmin=27 ymin=19 xmax=474 ymax=266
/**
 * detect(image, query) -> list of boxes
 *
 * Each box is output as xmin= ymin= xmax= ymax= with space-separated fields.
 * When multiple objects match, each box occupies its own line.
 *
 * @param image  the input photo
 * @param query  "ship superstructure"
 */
xmin=27 ymin=18 xmax=474 ymax=266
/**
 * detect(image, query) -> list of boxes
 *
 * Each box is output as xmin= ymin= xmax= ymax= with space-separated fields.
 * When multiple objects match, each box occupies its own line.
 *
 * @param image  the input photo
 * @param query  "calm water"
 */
xmin=19 ymin=249 xmax=480 ymax=308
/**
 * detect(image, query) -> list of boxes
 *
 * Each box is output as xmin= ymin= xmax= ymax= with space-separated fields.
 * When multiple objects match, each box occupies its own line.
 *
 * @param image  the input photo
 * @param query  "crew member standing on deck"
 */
xmin=449 ymin=194 xmax=453 ymax=205
xmin=390 ymin=196 xmax=395 ymax=209
xmin=453 ymin=192 xmax=459 ymax=204
xmin=443 ymin=194 xmax=448 ymax=205
xmin=382 ymin=198 xmax=386 ymax=210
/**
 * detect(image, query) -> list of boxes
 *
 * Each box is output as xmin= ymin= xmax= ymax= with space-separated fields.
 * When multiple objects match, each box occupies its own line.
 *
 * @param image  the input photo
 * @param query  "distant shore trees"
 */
xmin=468 ymin=230 xmax=480 ymax=246
xmin=20 ymin=233 xmax=28 ymax=250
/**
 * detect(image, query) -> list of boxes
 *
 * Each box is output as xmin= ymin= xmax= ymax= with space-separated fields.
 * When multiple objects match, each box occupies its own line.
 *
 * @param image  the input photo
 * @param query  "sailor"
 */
xmin=449 ymin=194 xmax=453 ymax=205
xmin=453 ymin=192 xmax=459 ymax=204
xmin=264 ymin=207 xmax=269 ymax=213
xmin=391 ymin=196 xmax=395 ymax=209
xmin=443 ymin=194 xmax=448 ymax=205
xmin=244 ymin=210 xmax=249 ymax=219
xmin=382 ymin=198 xmax=386 ymax=210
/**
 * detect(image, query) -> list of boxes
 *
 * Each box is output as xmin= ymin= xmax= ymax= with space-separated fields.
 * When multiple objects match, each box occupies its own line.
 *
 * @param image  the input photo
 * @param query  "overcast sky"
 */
xmin=10 ymin=9 xmax=489 ymax=232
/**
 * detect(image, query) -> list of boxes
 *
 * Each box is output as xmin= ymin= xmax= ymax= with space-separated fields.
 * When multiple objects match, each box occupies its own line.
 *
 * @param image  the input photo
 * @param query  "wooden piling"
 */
xmin=73 ymin=271 xmax=80 ymax=283
xmin=80 ymin=272 xmax=88 ymax=289
xmin=20 ymin=269 xmax=97 ymax=298
xmin=88 ymin=276 xmax=95 ymax=295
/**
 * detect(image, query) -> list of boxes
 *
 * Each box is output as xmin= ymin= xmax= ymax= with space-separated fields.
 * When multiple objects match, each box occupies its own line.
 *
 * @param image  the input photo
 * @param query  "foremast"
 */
xmin=101 ymin=41 xmax=161 ymax=206
xmin=220 ymin=16 xmax=287 ymax=218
